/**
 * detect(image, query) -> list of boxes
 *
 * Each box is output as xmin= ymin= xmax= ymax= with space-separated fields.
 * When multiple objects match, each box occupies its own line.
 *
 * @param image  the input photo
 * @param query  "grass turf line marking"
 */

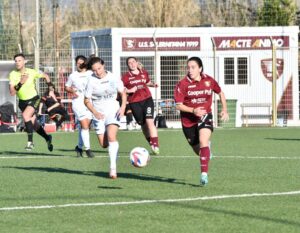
xmin=1 ymin=155 xmax=300 ymax=160
xmin=1 ymin=190 xmax=300 ymax=212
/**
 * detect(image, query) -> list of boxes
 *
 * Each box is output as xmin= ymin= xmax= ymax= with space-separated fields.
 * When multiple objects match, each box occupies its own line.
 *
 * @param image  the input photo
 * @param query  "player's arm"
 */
xmin=9 ymin=83 xmax=17 ymax=96
xmin=118 ymin=89 xmax=127 ymax=117
xmin=9 ymin=73 xmax=28 ymax=96
xmin=125 ymin=86 xmax=137 ymax=94
xmin=40 ymin=72 xmax=52 ymax=85
xmin=38 ymin=101 xmax=44 ymax=115
xmin=145 ymin=70 xmax=158 ymax=88
xmin=65 ymin=86 xmax=76 ymax=94
xmin=218 ymin=91 xmax=229 ymax=122
xmin=84 ymin=97 xmax=104 ymax=120
xmin=65 ymin=76 xmax=79 ymax=97
xmin=146 ymin=81 xmax=158 ymax=88
xmin=55 ymin=92 xmax=62 ymax=104
xmin=174 ymin=82 xmax=206 ymax=117
xmin=175 ymin=103 xmax=206 ymax=117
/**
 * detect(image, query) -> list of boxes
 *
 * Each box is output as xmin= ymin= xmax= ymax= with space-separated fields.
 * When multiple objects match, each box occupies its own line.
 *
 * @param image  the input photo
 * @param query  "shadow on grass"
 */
xmin=57 ymin=148 xmax=131 ymax=155
xmin=3 ymin=166 xmax=196 ymax=187
xmin=169 ymin=201 xmax=300 ymax=228
xmin=97 ymin=186 xmax=122 ymax=189
xmin=265 ymin=137 xmax=300 ymax=141
xmin=0 ymin=151 xmax=63 ymax=157
xmin=57 ymin=148 xmax=108 ymax=154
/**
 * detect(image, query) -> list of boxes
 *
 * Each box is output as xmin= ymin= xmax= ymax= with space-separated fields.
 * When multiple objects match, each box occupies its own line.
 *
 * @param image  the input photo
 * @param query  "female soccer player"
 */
xmin=84 ymin=57 xmax=126 ymax=179
xmin=174 ymin=56 xmax=229 ymax=186
xmin=122 ymin=57 xmax=159 ymax=155
xmin=8 ymin=53 xmax=53 ymax=151
xmin=65 ymin=55 xmax=94 ymax=158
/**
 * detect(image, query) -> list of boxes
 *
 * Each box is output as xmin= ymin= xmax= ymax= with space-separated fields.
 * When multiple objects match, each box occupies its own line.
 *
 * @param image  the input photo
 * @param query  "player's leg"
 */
xmin=106 ymin=124 xmax=119 ymax=179
xmin=198 ymin=128 xmax=212 ymax=186
xmin=80 ymin=118 xmax=93 ymax=157
xmin=25 ymin=96 xmax=53 ymax=151
xmin=182 ymin=125 xmax=199 ymax=156
xmin=197 ymin=113 xmax=214 ymax=185
xmin=145 ymin=118 xmax=159 ymax=154
xmin=144 ymin=98 xmax=159 ymax=155
xmin=22 ymin=105 xmax=36 ymax=150
xmin=125 ymin=105 xmax=134 ymax=130
xmin=53 ymin=107 xmax=69 ymax=129
xmin=32 ymin=115 xmax=53 ymax=152
xmin=130 ymin=102 xmax=150 ymax=143
xmin=75 ymin=123 xmax=84 ymax=157
xmin=94 ymin=116 xmax=108 ymax=149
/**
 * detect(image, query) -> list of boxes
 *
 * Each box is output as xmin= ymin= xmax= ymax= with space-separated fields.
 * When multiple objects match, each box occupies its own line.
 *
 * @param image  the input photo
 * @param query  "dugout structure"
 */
xmin=0 ymin=61 xmax=16 ymax=109
xmin=70 ymin=26 xmax=299 ymax=127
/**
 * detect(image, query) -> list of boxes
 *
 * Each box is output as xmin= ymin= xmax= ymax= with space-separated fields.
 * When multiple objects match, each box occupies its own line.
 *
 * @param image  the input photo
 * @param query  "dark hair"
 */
xmin=126 ymin=56 xmax=137 ymax=67
xmin=88 ymin=56 xmax=105 ymax=69
xmin=14 ymin=53 xmax=25 ymax=60
xmin=47 ymin=83 xmax=55 ymax=92
xmin=187 ymin=56 xmax=204 ymax=74
xmin=75 ymin=55 xmax=87 ymax=63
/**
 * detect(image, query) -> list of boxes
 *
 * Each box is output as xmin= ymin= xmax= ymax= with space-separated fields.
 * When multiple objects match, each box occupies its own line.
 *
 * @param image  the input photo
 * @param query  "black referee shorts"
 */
xmin=18 ymin=95 xmax=40 ymax=112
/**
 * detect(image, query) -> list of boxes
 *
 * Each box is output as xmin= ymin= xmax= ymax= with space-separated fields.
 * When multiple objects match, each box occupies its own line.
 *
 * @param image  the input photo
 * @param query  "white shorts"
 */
xmin=72 ymin=103 xmax=93 ymax=121
xmin=93 ymin=110 xmax=121 ymax=135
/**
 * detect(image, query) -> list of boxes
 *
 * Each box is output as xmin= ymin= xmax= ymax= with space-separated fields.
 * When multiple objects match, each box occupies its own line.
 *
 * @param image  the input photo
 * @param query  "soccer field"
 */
xmin=0 ymin=127 xmax=299 ymax=233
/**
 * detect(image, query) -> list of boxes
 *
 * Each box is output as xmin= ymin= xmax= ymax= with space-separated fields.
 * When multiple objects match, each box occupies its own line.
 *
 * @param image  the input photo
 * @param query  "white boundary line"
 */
xmin=1 ymin=190 xmax=300 ymax=211
xmin=0 ymin=155 xmax=300 ymax=160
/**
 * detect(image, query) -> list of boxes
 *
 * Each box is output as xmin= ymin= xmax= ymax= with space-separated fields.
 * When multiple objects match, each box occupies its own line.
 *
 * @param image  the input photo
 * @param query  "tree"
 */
xmin=0 ymin=0 xmax=20 ymax=59
xmin=57 ymin=0 xmax=201 ymax=48
xmin=199 ymin=0 xmax=256 ymax=27
xmin=257 ymin=0 xmax=296 ymax=26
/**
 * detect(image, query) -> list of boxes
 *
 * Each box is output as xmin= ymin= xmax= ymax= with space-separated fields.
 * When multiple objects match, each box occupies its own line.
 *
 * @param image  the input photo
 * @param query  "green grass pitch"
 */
xmin=0 ymin=127 xmax=299 ymax=233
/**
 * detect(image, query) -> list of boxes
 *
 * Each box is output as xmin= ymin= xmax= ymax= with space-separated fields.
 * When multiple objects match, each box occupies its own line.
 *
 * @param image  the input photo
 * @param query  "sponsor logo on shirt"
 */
xmin=204 ymin=81 xmax=211 ymax=87
xmin=188 ymin=85 xmax=196 ymax=88
xmin=188 ymin=90 xmax=212 ymax=96
xmin=130 ymin=79 xmax=146 ymax=85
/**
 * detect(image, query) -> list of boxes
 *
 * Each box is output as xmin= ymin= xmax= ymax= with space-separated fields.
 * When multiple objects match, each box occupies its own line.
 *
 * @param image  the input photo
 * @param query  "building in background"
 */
xmin=71 ymin=26 xmax=299 ymax=127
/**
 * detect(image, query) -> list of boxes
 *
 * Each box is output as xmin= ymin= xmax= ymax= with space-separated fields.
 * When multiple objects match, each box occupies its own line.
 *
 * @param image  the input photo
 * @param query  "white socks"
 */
xmin=81 ymin=128 xmax=90 ymax=150
xmin=108 ymin=141 xmax=119 ymax=170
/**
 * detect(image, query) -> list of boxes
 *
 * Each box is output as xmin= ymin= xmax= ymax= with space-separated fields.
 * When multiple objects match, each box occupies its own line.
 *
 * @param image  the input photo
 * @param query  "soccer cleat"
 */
xmin=151 ymin=146 xmax=160 ymax=155
xmin=109 ymin=169 xmax=117 ymax=179
xmin=86 ymin=149 xmax=94 ymax=158
xmin=25 ymin=142 xmax=34 ymax=151
xmin=126 ymin=123 xmax=134 ymax=131
xmin=200 ymin=173 xmax=208 ymax=186
xmin=46 ymin=135 xmax=53 ymax=152
xmin=75 ymin=145 xmax=83 ymax=157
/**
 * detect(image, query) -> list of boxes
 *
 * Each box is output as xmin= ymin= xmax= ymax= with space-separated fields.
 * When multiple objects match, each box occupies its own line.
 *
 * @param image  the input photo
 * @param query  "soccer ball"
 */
xmin=130 ymin=147 xmax=150 ymax=168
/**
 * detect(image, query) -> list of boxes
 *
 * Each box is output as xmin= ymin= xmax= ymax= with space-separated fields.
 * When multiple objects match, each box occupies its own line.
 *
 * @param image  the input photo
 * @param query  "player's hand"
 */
xmin=220 ymin=111 xmax=229 ymax=122
xmin=154 ymin=83 xmax=159 ymax=88
xmin=94 ymin=111 xmax=104 ymax=120
xmin=193 ymin=107 xmax=207 ymax=117
xmin=117 ymin=107 xmax=126 ymax=119
xmin=127 ymin=86 xmax=137 ymax=93
xmin=20 ymin=73 xmax=29 ymax=84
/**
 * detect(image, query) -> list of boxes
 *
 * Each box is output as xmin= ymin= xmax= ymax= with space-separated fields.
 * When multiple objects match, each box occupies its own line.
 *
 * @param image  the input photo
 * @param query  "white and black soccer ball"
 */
xmin=129 ymin=147 xmax=150 ymax=168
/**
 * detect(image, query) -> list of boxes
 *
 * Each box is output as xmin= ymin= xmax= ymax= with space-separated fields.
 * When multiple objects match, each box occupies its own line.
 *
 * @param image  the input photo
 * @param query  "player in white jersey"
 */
xmin=84 ymin=57 xmax=126 ymax=179
xmin=65 ymin=55 xmax=94 ymax=158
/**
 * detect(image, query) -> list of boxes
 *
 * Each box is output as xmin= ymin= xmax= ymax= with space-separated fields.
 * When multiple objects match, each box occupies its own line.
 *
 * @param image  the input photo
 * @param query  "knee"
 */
xmin=199 ymin=140 xmax=209 ymax=148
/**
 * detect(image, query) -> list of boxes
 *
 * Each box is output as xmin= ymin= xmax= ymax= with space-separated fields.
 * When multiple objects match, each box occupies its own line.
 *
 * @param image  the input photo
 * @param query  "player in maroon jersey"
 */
xmin=174 ymin=56 xmax=229 ymax=186
xmin=122 ymin=57 xmax=160 ymax=155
